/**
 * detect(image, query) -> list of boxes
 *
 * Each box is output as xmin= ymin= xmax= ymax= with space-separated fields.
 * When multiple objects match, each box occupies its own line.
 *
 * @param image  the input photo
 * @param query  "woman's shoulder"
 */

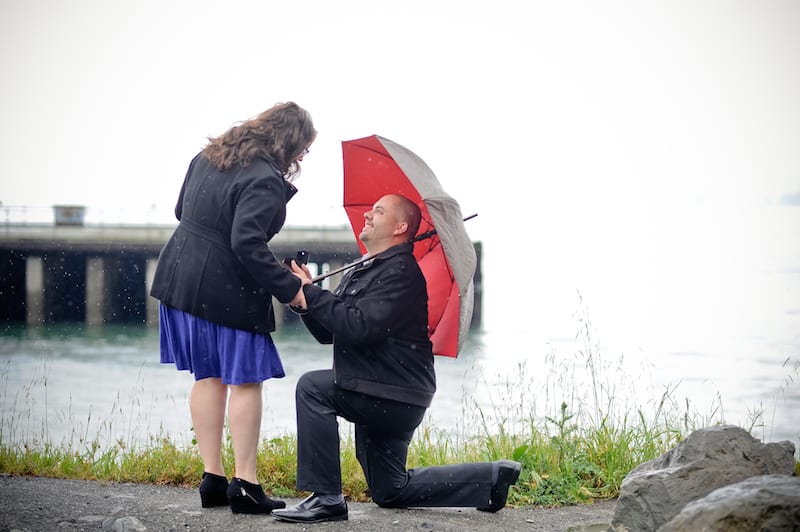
xmin=251 ymin=156 xmax=283 ymax=177
xmin=230 ymin=158 xmax=284 ymax=188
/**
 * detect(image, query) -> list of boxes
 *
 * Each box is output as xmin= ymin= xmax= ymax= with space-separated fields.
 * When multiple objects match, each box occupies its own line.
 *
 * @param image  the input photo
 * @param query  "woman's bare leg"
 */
xmin=189 ymin=377 xmax=228 ymax=476
xmin=228 ymin=382 xmax=263 ymax=483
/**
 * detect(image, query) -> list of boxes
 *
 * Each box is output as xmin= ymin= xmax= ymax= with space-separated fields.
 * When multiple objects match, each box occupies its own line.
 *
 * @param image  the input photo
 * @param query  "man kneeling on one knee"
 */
xmin=273 ymin=193 xmax=521 ymax=524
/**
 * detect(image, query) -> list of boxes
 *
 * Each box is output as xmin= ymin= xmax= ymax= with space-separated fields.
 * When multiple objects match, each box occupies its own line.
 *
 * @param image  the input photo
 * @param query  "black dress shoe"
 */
xmin=226 ymin=477 xmax=286 ymax=514
xmin=478 ymin=460 xmax=522 ymax=512
xmin=271 ymin=494 xmax=348 ymax=523
xmin=199 ymin=472 xmax=229 ymax=508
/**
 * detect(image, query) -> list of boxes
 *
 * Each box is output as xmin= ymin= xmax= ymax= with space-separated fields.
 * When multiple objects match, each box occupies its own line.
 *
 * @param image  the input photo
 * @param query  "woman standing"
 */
xmin=150 ymin=102 xmax=315 ymax=514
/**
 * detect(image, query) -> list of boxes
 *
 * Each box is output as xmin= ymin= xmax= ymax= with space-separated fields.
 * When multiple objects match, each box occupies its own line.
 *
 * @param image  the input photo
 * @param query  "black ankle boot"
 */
xmin=226 ymin=477 xmax=286 ymax=514
xmin=199 ymin=472 xmax=229 ymax=508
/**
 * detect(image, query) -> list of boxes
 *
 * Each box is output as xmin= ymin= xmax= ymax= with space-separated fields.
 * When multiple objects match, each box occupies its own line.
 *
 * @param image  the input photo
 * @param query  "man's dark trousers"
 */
xmin=295 ymin=369 xmax=495 ymax=508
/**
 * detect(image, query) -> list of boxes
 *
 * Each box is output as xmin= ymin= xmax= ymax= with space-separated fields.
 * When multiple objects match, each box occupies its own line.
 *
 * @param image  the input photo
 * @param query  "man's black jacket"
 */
xmin=300 ymin=243 xmax=437 ymax=408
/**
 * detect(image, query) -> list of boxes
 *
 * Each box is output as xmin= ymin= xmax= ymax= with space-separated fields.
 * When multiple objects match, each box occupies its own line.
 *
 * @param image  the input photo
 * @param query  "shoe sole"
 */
xmin=502 ymin=460 xmax=522 ymax=485
xmin=230 ymin=503 xmax=286 ymax=514
xmin=272 ymin=513 xmax=348 ymax=523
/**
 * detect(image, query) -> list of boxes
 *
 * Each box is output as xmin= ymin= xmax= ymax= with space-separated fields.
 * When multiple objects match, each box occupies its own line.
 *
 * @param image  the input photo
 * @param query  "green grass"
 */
xmin=2 ymin=314 xmax=798 ymax=507
xmin=0 ymin=413 xmax=683 ymax=506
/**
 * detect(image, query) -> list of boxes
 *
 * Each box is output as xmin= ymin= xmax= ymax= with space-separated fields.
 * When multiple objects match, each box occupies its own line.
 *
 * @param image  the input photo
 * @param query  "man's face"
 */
xmin=359 ymin=195 xmax=404 ymax=247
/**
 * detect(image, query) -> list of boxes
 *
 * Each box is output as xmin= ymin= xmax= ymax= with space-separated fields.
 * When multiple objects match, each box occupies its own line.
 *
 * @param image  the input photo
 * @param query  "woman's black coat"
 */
xmin=150 ymin=153 xmax=301 ymax=334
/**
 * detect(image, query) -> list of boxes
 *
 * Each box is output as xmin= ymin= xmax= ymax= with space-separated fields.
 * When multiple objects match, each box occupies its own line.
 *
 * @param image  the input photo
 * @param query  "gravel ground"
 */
xmin=0 ymin=474 xmax=616 ymax=531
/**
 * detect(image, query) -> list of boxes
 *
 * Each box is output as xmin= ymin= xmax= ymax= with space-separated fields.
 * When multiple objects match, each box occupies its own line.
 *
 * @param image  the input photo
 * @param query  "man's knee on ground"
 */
xmin=369 ymin=486 xmax=406 ymax=508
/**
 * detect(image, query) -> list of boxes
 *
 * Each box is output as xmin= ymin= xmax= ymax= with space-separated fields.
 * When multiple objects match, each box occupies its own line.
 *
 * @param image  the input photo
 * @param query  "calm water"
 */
xmin=1 ymin=317 xmax=798 ymax=456
xmin=0 ymin=323 xmax=501 ymax=449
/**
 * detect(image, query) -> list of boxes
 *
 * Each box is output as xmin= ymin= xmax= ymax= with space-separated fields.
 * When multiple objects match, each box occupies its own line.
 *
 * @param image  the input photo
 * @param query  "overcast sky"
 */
xmin=2 ymin=0 xmax=799 ymax=345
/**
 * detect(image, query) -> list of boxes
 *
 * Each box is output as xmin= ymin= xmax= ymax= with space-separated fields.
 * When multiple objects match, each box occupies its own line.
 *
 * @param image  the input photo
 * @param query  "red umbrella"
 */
xmin=340 ymin=135 xmax=476 ymax=357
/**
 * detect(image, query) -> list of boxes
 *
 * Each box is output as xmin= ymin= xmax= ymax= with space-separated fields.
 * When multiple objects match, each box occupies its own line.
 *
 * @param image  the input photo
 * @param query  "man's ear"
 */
xmin=394 ymin=221 xmax=409 ymax=236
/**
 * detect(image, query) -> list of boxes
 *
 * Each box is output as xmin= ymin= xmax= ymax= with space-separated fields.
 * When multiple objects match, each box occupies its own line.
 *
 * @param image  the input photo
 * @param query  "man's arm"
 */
xmin=301 ymin=266 xmax=419 ymax=345
xmin=299 ymin=309 xmax=333 ymax=344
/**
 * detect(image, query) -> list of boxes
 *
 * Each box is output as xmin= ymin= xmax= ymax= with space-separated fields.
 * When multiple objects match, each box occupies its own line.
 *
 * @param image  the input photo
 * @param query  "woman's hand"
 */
xmin=288 ymin=260 xmax=311 ymax=310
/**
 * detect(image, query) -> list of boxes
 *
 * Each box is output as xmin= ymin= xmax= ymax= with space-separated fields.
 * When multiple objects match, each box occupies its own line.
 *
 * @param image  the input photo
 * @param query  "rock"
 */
xmin=659 ymin=474 xmax=800 ymax=531
xmin=610 ymin=425 xmax=796 ymax=532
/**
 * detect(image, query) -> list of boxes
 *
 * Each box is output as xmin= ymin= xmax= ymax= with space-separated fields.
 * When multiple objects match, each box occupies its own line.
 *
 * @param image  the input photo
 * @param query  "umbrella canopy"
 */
xmin=341 ymin=135 xmax=476 ymax=357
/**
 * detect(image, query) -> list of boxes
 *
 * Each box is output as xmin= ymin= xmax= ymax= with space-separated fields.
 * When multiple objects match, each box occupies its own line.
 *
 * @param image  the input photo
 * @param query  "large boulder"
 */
xmin=659 ymin=474 xmax=800 ymax=531
xmin=610 ymin=425 xmax=796 ymax=532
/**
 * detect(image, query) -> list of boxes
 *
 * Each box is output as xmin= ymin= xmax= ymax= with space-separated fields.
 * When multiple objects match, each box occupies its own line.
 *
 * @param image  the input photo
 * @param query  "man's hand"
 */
xmin=289 ymin=260 xmax=312 ymax=284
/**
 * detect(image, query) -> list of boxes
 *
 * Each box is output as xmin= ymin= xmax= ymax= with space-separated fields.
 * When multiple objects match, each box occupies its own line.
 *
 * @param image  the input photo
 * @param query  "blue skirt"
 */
xmin=159 ymin=305 xmax=285 ymax=385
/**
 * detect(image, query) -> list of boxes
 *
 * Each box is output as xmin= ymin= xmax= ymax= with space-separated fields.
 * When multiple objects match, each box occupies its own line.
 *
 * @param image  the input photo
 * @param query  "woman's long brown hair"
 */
xmin=202 ymin=102 xmax=316 ymax=179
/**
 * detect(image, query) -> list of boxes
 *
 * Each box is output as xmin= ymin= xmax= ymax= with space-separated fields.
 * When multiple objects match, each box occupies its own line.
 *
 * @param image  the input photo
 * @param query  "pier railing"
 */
xmin=1 ymin=204 xmax=179 ymax=227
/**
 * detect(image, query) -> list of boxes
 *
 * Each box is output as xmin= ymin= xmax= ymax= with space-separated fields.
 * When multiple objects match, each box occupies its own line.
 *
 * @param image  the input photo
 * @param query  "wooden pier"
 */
xmin=0 ymin=220 xmax=482 ymax=328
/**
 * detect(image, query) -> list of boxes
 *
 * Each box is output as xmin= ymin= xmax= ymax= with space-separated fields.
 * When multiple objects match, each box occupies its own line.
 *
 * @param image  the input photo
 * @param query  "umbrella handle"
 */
xmin=310 ymin=213 xmax=477 ymax=284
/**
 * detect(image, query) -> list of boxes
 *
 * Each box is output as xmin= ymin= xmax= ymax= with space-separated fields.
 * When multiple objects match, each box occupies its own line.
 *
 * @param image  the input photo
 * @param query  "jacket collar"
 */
xmin=284 ymin=180 xmax=298 ymax=202
xmin=359 ymin=242 xmax=414 ymax=269
xmin=376 ymin=242 xmax=414 ymax=259
xmin=257 ymin=156 xmax=297 ymax=202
